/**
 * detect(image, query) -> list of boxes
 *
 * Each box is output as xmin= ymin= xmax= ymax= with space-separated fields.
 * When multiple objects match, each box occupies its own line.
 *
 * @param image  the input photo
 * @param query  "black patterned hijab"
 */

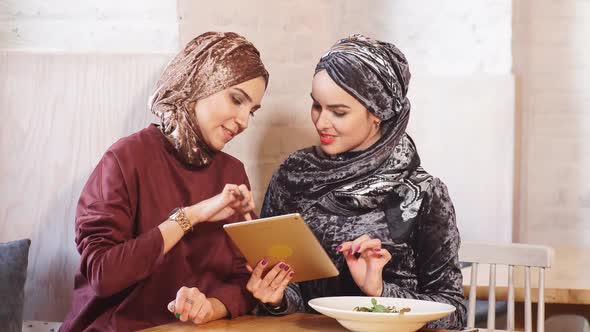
xmin=263 ymin=34 xmax=432 ymax=220
xmin=149 ymin=32 xmax=269 ymax=167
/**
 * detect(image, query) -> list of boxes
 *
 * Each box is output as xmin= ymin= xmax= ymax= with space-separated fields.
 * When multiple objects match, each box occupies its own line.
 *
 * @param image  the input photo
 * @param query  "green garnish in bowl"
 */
xmin=353 ymin=298 xmax=411 ymax=314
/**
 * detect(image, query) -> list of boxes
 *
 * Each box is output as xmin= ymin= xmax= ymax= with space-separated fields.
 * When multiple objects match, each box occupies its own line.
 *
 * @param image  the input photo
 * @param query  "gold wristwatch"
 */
xmin=168 ymin=207 xmax=193 ymax=233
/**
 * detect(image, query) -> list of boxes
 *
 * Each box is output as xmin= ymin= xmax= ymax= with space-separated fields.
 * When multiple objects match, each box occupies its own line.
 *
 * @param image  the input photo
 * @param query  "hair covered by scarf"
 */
xmin=149 ymin=31 xmax=269 ymax=167
xmin=264 ymin=34 xmax=432 ymax=219
xmin=315 ymin=34 xmax=411 ymax=122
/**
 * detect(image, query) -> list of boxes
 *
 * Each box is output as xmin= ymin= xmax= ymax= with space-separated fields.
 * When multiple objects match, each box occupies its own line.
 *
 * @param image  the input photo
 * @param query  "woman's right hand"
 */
xmin=246 ymin=258 xmax=295 ymax=307
xmin=167 ymin=286 xmax=214 ymax=325
xmin=185 ymin=184 xmax=254 ymax=224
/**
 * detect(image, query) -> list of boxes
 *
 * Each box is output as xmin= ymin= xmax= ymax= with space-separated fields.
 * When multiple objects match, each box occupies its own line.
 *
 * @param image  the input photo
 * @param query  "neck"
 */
xmin=351 ymin=129 xmax=382 ymax=152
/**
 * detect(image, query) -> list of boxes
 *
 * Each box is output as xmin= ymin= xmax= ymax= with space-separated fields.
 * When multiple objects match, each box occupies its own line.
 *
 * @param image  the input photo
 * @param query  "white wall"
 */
xmin=0 ymin=0 xmax=178 ymax=52
xmin=513 ymin=0 xmax=590 ymax=247
xmin=178 ymin=0 xmax=515 ymax=243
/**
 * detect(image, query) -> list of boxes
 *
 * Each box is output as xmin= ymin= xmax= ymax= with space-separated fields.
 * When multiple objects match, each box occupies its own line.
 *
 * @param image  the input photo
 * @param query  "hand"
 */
xmin=246 ymin=258 xmax=295 ymax=307
xmin=185 ymin=184 xmax=255 ymax=224
xmin=167 ymin=287 xmax=215 ymax=325
xmin=336 ymin=234 xmax=392 ymax=296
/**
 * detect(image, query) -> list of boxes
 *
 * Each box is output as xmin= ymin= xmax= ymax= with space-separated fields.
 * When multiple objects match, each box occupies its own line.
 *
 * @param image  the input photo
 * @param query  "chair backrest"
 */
xmin=459 ymin=241 xmax=554 ymax=332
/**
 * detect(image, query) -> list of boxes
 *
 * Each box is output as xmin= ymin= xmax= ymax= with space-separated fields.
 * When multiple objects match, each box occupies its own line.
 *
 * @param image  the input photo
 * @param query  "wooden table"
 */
xmin=461 ymin=246 xmax=590 ymax=304
xmin=139 ymin=313 xmax=502 ymax=332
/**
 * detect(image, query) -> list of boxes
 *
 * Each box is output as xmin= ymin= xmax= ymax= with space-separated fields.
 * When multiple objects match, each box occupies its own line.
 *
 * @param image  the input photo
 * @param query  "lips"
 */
xmin=222 ymin=126 xmax=237 ymax=143
xmin=319 ymin=132 xmax=336 ymax=145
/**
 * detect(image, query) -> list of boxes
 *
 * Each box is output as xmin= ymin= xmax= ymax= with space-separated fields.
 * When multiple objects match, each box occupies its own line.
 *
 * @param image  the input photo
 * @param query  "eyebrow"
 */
xmin=234 ymin=87 xmax=261 ymax=111
xmin=310 ymin=93 xmax=350 ymax=110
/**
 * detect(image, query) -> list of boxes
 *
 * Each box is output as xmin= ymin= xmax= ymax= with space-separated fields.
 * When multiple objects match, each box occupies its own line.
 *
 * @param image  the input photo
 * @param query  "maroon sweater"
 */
xmin=60 ymin=124 xmax=255 ymax=332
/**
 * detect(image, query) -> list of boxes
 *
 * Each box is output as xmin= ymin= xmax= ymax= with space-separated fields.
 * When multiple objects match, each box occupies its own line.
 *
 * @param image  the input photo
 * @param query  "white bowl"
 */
xmin=308 ymin=296 xmax=455 ymax=332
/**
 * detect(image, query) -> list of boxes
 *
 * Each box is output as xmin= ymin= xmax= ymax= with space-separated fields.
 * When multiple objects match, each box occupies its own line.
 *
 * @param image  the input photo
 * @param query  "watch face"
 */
xmin=168 ymin=207 xmax=180 ymax=218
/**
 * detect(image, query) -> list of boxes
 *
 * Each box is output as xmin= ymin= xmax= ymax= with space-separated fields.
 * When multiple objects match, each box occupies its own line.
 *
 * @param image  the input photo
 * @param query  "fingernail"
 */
xmin=289 ymin=271 xmax=295 ymax=277
xmin=278 ymin=263 xmax=285 ymax=269
xmin=174 ymin=313 xmax=180 ymax=319
xmin=336 ymin=244 xmax=343 ymax=252
xmin=283 ymin=264 xmax=289 ymax=271
xmin=374 ymin=248 xmax=381 ymax=252
xmin=261 ymin=258 xmax=268 ymax=265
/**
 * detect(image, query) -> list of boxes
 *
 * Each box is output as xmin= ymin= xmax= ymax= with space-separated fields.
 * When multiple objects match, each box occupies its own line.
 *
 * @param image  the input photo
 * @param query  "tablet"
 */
xmin=223 ymin=213 xmax=339 ymax=283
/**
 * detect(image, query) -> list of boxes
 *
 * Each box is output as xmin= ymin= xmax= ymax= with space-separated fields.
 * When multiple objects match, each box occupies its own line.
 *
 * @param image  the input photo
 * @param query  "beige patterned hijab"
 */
xmin=149 ymin=32 xmax=269 ymax=167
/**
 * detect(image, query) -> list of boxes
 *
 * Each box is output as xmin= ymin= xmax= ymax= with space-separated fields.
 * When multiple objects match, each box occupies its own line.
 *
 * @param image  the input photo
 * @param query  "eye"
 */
xmin=312 ymin=103 xmax=321 ymax=110
xmin=333 ymin=111 xmax=346 ymax=117
xmin=231 ymin=95 xmax=242 ymax=106
xmin=249 ymin=111 xmax=256 ymax=118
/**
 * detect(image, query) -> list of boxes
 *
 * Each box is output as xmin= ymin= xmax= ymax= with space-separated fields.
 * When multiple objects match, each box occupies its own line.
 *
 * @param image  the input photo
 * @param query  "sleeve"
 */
xmin=260 ymin=171 xmax=280 ymax=219
xmin=207 ymin=165 xmax=258 ymax=317
xmin=380 ymin=178 xmax=467 ymax=329
xmin=75 ymin=150 xmax=165 ymax=298
xmin=262 ymin=283 xmax=305 ymax=315
xmin=206 ymin=243 xmax=257 ymax=318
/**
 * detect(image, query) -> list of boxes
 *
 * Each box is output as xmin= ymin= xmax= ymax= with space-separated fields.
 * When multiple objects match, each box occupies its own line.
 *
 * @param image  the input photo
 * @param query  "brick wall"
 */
xmin=0 ymin=0 xmax=178 ymax=52
xmin=513 ymin=0 xmax=590 ymax=246
xmin=178 ymin=0 xmax=515 ymax=243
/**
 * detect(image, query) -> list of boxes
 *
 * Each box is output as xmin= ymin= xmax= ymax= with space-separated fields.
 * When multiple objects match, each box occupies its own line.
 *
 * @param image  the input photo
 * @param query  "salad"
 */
xmin=353 ymin=298 xmax=411 ymax=314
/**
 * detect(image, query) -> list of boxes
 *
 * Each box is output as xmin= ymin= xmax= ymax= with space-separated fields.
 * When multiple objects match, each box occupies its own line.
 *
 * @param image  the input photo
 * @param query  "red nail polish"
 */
xmin=278 ymin=263 xmax=285 ymax=269
xmin=353 ymin=246 xmax=358 ymax=253
xmin=261 ymin=258 xmax=268 ymax=265
xmin=336 ymin=244 xmax=343 ymax=252
xmin=283 ymin=264 xmax=289 ymax=271
xmin=289 ymin=271 xmax=294 ymax=277
xmin=374 ymin=248 xmax=381 ymax=252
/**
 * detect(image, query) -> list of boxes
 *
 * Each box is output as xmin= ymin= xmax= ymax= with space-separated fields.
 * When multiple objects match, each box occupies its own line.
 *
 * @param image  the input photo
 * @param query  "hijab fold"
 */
xmin=149 ymin=32 xmax=268 ymax=167
xmin=264 ymin=34 xmax=432 ymax=221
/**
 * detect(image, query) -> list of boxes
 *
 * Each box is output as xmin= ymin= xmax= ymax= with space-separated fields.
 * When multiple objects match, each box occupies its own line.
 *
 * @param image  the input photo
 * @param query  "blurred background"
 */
xmin=0 ymin=0 xmax=588 ymax=322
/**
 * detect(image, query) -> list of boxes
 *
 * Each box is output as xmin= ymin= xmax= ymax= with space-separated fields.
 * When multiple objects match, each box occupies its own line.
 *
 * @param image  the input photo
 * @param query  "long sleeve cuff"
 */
xmin=208 ymin=283 xmax=255 ymax=318
xmin=260 ymin=297 xmax=289 ymax=315
xmin=380 ymin=280 xmax=402 ymax=297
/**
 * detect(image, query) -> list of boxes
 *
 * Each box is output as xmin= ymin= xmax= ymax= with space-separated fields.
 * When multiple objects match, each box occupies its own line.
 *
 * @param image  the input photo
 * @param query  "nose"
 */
xmin=235 ymin=109 xmax=249 ymax=132
xmin=315 ymin=109 xmax=331 ymax=130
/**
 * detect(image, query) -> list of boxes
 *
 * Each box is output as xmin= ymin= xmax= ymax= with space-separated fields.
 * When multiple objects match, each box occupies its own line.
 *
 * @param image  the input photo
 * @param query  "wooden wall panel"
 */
xmin=0 ymin=52 xmax=171 ymax=320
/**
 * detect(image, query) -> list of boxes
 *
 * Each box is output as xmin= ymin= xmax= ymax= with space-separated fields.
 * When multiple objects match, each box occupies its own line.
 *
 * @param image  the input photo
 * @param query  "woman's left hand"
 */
xmin=336 ymin=234 xmax=392 ymax=296
xmin=167 ymin=286 xmax=214 ymax=325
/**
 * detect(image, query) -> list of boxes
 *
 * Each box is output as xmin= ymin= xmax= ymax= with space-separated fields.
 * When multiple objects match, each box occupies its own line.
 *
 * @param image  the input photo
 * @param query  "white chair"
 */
xmin=22 ymin=321 xmax=62 ymax=332
xmin=545 ymin=315 xmax=590 ymax=332
xmin=459 ymin=241 xmax=554 ymax=332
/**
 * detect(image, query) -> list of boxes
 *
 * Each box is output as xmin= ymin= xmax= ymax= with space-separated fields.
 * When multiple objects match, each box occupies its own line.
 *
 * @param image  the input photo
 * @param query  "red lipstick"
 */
xmin=319 ymin=132 xmax=336 ymax=145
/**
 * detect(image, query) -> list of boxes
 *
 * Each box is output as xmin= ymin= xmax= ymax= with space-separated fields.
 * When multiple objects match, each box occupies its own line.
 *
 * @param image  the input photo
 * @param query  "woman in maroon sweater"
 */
xmin=60 ymin=32 xmax=269 ymax=332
